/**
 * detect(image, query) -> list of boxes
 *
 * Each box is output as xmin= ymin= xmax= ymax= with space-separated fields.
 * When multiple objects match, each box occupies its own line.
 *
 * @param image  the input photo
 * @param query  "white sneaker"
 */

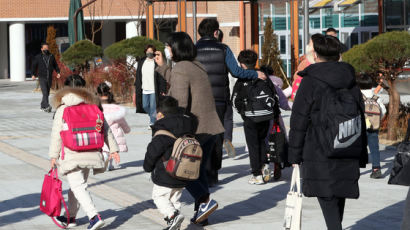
xmin=262 ymin=164 xmax=271 ymax=182
xmin=248 ymin=175 xmax=265 ymax=185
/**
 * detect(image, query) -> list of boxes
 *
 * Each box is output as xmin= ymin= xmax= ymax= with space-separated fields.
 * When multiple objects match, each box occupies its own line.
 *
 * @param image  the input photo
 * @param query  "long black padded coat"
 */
xmin=288 ymin=61 xmax=368 ymax=199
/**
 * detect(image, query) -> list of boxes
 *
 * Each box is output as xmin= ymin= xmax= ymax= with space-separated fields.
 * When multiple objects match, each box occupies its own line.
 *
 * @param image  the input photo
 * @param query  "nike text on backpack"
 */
xmin=283 ymin=165 xmax=302 ymax=230
xmin=40 ymin=168 xmax=70 ymax=229
xmin=60 ymin=104 xmax=105 ymax=160
xmin=363 ymin=94 xmax=382 ymax=131
xmin=232 ymin=78 xmax=280 ymax=123
xmin=315 ymin=82 xmax=364 ymax=159
xmin=154 ymin=130 xmax=203 ymax=181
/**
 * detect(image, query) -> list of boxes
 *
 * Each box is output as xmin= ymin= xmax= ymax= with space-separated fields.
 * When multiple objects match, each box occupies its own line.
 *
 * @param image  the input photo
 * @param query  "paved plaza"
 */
xmin=0 ymin=79 xmax=408 ymax=230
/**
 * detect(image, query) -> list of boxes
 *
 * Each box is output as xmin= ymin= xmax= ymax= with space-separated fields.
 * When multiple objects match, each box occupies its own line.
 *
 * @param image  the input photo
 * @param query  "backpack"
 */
xmin=232 ymin=78 xmax=280 ymax=123
xmin=363 ymin=94 xmax=382 ymax=131
xmin=60 ymin=104 xmax=105 ymax=159
xmin=314 ymin=81 xmax=364 ymax=159
xmin=154 ymin=130 xmax=202 ymax=181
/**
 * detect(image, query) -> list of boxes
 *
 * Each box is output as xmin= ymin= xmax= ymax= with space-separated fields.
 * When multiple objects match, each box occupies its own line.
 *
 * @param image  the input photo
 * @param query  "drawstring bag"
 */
xmin=283 ymin=165 xmax=303 ymax=230
xmin=39 ymin=168 xmax=70 ymax=229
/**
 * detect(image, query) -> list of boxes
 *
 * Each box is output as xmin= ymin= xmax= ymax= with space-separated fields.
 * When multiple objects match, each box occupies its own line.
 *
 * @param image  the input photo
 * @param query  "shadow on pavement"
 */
xmin=0 ymin=193 xmax=42 ymax=226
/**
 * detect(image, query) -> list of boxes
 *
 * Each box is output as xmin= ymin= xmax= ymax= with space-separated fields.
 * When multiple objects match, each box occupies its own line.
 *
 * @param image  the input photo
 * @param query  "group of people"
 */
xmin=32 ymin=17 xmax=410 ymax=230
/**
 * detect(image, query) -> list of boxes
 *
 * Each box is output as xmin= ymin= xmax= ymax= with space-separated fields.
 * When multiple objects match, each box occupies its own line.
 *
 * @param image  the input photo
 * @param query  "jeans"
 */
xmin=318 ymin=197 xmax=346 ymax=230
xmin=186 ymin=134 xmax=215 ymax=210
xmin=223 ymin=102 xmax=233 ymax=142
xmin=39 ymin=78 xmax=51 ymax=109
xmin=142 ymin=93 xmax=156 ymax=125
xmin=367 ymin=131 xmax=381 ymax=169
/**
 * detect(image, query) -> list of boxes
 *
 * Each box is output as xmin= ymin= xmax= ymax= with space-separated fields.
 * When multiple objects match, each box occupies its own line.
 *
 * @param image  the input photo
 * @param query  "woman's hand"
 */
xmin=109 ymin=152 xmax=120 ymax=164
xmin=50 ymin=158 xmax=57 ymax=169
xmin=154 ymin=51 xmax=165 ymax=67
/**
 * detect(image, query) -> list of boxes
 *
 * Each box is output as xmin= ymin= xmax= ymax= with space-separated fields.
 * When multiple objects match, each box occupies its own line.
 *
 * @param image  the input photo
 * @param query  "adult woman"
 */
xmin=288 ymin=34 xmax=367 ymax=230
xmin=154 ymin=32 xmax=224 ymax=225
xmin=134 ymin=44 xmax=167 ymax=127
xmin=49 ymin=75 xmax=120 ymax=230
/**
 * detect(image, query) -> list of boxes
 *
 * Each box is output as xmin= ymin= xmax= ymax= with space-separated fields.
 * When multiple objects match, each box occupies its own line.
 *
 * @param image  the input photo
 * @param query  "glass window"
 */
xmin=342 ymin=4 xmax=360 ymax=27
xmin=361 ymin=31 xmax=370 ymax=43
xmin=323 ymin=8 xmax=339 ymax=28
xmin=309 ymin=10 xmax=321 ymax=29
xmin=385 ymin=0 xmax=404 ymax=26
xmin=362 ymin=0 xmax=379 ymax=26
xmin=280 ymin=35 xmax=286 ymax=54
xmin=350 ymin=32 xmax=358 ymax=47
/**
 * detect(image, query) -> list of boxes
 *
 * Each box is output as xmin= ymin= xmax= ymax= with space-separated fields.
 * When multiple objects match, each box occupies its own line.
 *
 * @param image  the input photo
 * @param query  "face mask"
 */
xmin=164 ymin=47 xmax=172 ymax=60
xmin=146 ymin=52 xmax=154 ymax=59
xmin=43 ymin=50 xmax=50 ymax=55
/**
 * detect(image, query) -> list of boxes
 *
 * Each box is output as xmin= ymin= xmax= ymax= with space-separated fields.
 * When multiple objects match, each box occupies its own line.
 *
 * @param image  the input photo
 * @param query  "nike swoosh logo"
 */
xmin=334 ymin=130 xmax=361 ymax=149
xmin=200 ymin=202 xmax=212 ymax=212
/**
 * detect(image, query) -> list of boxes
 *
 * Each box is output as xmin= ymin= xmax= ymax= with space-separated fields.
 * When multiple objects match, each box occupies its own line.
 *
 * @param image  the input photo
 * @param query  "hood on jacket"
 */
xmin=53 ymin=87 xmax=101 ymax=108
xmin=151 ymin=109 xmax=198 ymax=138
xmin=101 ymin=104 xmax=126 ymax=122
xmin=299 ymin=62 xmax=356 ymax=89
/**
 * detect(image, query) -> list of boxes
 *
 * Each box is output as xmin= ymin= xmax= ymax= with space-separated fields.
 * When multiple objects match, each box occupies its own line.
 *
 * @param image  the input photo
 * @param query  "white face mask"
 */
xmin=164 ymin=47 xmax=172 ymax=60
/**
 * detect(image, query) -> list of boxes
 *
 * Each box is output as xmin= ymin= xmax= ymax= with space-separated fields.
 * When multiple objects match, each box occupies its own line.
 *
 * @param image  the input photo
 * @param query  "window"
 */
xmin=362 ymin=0 xmax=378 ymax=26
xmin=350 ymin=33 xmax=358 ymax=47
xmin=385 ymin=0 xmax=404 ymax=26
xmin=309 ymin=10 xmax=321 ymax=29
xmin=361 ymin=32 xmax=370 ymax=43
xmin=280 ymin=35 xmax=286 ymax=54
xmin=342 ymin=4 xmax=360 ymax=27
xmin=323 ymin=8 xmax=339 ymax=28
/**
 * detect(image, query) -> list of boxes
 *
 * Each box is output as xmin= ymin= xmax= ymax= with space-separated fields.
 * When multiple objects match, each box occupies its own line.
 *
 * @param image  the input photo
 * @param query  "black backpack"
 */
xmin=232 ymin=77 xmax=280 ymax=123
xmin=314 ymin=79 xmax=364 ymax=159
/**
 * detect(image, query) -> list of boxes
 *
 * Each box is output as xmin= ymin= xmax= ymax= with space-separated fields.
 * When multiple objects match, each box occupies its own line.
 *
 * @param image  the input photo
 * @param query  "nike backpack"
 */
xmin=60 ymin=104 xmax=105 ymax=159
xmin=315 ymin=81 xmax=364 ymax=159
xmin=154 ymin=130 xmax=203 ymax=181
xmin=363 ymin=94 xmax=382 ymax=131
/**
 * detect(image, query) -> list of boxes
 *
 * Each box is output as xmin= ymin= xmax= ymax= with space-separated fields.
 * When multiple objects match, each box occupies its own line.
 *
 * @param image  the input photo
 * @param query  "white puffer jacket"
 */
xmin=101 ymin=103 xmax=130 ymax=153
xmin=49 ymin=88 xmax=119 ymax=175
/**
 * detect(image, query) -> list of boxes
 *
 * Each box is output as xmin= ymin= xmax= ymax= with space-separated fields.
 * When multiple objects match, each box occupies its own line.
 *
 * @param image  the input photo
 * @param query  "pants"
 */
xmin=39 ymin=78 xmax=51 ymax=109
xmin=206 ymin=104 xmax=226 ymax=184
xmin=223 ymin=102 xmax=233 ymax=142
xmin=243 ymin=117 xmax=270 ymax=176
xmin=317 ymin=197 xmax=346 ymax=230
xmin=152 ymin=184 xmax=183 ymax=218
xmin=142 ymin=93 xmax=157 ymax=125
xmin=186 ymin=135 xmax=215 ymax=210
xmin=402 ymin=187 xmax=410 ymax=230
xmin=66 ymin=168 xmax=98 ymax=220
xmin=367 ymin=131 xmax=381 ymax=169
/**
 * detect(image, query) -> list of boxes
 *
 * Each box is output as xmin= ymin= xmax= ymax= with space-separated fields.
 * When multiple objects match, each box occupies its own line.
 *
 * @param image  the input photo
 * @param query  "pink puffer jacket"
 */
xmin=102 ymin=104 xmax=131 ymax=153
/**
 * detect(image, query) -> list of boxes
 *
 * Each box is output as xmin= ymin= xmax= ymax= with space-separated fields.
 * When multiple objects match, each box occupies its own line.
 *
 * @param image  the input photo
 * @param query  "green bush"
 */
xmin=61 ymin=40 xmax=103 ymax=69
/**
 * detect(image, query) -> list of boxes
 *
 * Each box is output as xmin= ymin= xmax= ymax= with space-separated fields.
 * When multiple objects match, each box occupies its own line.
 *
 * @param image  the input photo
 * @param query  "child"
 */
xmin=97 ymin=82 xmax=130 ymax=171
xmin=357 ymin=74 xmax=386 ymax=178
xmin=143 ymin=96 xmax=198 ymax=230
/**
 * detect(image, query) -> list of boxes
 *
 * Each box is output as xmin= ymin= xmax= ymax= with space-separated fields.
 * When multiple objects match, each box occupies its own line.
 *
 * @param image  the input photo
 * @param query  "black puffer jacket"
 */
xmin=31 ymin=53 xmax=60 ymax=82
xmin=143 ymin=111 xmax=198 ymax=188
xmin=196 ymin=36 xmax=228 ymax=103
xmin=288 ymin=62 xmax=368 ymax=199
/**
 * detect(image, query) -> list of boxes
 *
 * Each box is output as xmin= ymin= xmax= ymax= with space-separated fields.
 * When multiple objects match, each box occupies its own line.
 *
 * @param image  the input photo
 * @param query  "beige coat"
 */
xmin=156 ymin=61 xmax=224 ymax=135
xmin=49 ymin=88 xmax=120 ymax=175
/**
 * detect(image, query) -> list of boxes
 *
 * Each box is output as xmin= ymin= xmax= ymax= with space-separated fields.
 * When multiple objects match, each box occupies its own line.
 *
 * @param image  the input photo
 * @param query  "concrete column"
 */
xmin=101 ymin=21 xmax=116 ymax=50
xmin=126 ymin=21 xmax=141 ymax=39
xmin=0 ymin=23 xmax=9 ymax=79
xmin=9 ymin=23 xmax=26 ymax=82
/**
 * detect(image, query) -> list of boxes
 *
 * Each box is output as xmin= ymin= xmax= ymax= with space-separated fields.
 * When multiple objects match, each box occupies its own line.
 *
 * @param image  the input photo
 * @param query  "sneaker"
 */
xmin=248 ymin=175 xmax=265 ymax=185
xmin=46 ymin=106 xmax=52 ymax=113
xmin=223 ymin=139 xmax=236 ymax=158
xmin=370 ymin=169 xmax=382 ymax=179
xmin=262 ymin=164 xmax=271 ymax=182
xmin=55 ymin=216 xmax=77 ymax=228
xmin=273 ymin=163 xmax=282 ymax=180
xmin=190 ymin=212 xmax=209 ymax=226
xmin=87 ymin=214 xmax=105 ymax=230
xmin=164 ymin=211 xmax=184 ymax=230
xmin=195 ymin=199 xmax=218 ymax=224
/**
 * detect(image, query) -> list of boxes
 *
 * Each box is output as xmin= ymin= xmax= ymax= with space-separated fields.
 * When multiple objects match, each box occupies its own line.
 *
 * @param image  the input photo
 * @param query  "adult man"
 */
xmin=31 ymin=43 xmax=60 ymax=112
xmin=195 ymin=18 xmax=266 ymax=186
xmin=325 ymin=28 xmax=348 ymax=53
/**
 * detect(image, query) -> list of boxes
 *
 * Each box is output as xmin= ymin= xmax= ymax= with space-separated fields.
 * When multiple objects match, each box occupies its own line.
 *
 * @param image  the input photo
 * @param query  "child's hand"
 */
xmin=109 ymin=152 xmax=120 ymax=164
xmin=50 ymin=158 xmax=57 ymax=169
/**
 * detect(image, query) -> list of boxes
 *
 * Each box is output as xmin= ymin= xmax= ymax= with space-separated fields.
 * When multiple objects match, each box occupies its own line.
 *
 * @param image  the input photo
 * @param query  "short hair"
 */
xmin=260 ymin=65 xmax=274 ymax=76
xmin=41 ymin=42 xmax=49 ymax=48
xmin=198 ymin=18 xmax=219 ymax=37
xmin=166 ymin=32 xmax=197 ymax=62
xmin=217 ymin=29 xmax=224 ymax=42
xmin=157 ymin=96 xmax=180 ymax=116
xmin=144 ymin=44 xmax=156 ymax=53
xmin=64 ymin=74 xmax=86 ymax=88
xmin=311 ymin=33 xmax=341 ymax=62
xmin=357 ymin=74 xmax=374 ymax=90
xmin=97 ymin=82 xmax=115 ymax=103
xmin=326 ymin=28 xmax=338 ymax=34
xmin=238 ymin=50 xmax=258 ymax=69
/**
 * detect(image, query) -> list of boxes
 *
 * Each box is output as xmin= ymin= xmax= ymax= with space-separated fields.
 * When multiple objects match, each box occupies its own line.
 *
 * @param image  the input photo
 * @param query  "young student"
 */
xmin=50 ymin=75 xmax=120 ymax=230
xmin=357 ymin=74 xmax=386 ymax=178
xmin=97 ymin=81 xmax=131 ymax=171
xmin=143 ymin=96 xmax=198 ymax=230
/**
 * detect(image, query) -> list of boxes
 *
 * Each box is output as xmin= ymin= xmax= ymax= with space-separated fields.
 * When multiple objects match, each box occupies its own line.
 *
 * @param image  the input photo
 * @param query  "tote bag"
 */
xmin=283 ymin=165 xmax=303 ymax=230
xmin=39 ymin=168 xmax=70 ymax=229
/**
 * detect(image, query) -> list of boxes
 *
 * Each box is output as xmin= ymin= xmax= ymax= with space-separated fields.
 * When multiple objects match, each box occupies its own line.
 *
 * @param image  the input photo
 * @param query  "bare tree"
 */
xmin=153 ymin=1 xmax=169 ymax=40
xmin=86 ymin=0 xmax=114 ymax=43
xmin=125 ymin=0 xmax=148 ymax=37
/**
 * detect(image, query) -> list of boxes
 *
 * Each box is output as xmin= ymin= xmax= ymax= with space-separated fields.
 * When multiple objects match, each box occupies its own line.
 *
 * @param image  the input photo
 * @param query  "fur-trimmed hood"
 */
xmin=53 ymin=87 xmax=100 ymax=108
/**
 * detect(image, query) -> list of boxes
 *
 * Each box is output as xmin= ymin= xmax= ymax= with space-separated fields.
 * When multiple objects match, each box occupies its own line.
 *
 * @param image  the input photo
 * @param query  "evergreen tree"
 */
xmin=46 ymin=25 xmax=60 ymax=61
xmin=261 ymin=17 xmax=288 ymax=88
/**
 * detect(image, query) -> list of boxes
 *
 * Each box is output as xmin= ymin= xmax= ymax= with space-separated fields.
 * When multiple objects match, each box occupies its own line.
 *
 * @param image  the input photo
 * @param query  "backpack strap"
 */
xmin=371 ymin=95 xmax=379 ymax=101
xmin=154 ymin=130 xmax=177 ymax=139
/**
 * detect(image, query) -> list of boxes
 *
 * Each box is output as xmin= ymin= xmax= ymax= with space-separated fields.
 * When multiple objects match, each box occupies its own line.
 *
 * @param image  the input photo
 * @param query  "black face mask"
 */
xmin=43 ymin=50 xmax=50 ymax=55
xmin=146 ymin=52 xmax=155 ymax=59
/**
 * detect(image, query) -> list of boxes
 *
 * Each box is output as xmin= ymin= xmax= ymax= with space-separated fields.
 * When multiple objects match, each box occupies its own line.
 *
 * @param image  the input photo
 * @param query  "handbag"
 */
xmin=283 ymin=165 xmax=303 ymax=230
xmin=388 ymin=122 xmax=410 ymax=186
xmin=39 ymin=168 xmax=70 ymax=229
xmin=268 ymin=121 xmax=286 ymax=164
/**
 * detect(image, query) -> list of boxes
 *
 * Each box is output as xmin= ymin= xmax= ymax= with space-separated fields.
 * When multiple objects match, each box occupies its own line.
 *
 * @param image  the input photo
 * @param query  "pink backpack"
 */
xmin=60 ymin=104 xmax=104 ymax=159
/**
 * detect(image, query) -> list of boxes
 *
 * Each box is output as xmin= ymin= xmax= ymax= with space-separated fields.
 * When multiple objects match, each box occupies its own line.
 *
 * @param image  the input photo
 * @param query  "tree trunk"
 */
xmin=387 ymin=79 xmax=401 ymax=140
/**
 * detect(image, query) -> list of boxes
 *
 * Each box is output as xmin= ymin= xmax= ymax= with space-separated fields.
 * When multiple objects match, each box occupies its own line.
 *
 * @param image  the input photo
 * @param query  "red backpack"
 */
xmin=60 ymin=104 xmax=104 ymax=159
